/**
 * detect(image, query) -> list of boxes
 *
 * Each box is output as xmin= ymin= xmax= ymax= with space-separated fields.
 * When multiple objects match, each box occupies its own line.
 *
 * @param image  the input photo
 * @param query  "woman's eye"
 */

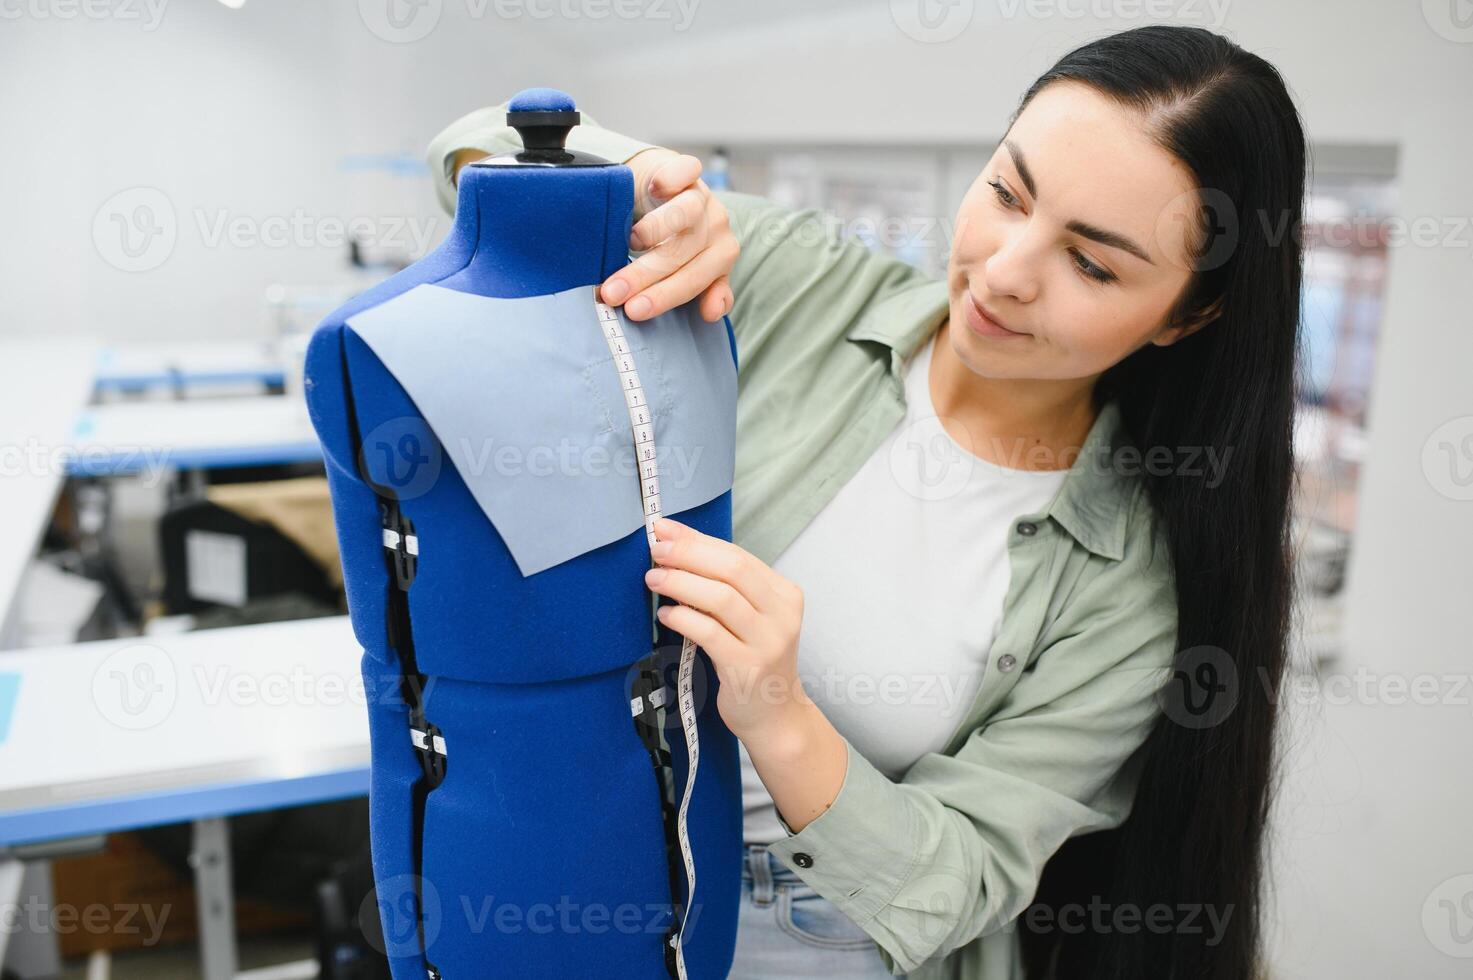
xmin=1071 ymin=248 xmax=1116 ymax=284
xmin=985 ymin=176 xmax=1115 ymax=284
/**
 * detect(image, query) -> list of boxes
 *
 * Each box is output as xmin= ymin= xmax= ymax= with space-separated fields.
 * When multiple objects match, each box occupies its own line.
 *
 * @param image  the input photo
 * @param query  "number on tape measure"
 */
xmin=596 ymin=291 xmax=700 ymax=980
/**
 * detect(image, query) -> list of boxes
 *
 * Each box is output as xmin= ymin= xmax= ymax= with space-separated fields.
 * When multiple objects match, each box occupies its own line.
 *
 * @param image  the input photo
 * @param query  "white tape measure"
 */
xmin=595 ymin=291 xmax=701 ymax=979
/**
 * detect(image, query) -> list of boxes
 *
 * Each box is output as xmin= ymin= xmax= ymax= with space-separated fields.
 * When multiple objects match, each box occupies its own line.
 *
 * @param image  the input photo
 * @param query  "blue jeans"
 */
xmin=725 ymin=843 xmax=901 ymax=978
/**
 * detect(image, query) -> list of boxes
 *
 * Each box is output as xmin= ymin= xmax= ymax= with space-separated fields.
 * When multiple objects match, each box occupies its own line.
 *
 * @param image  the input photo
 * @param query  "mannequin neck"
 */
xmin=436 ymin=162 xmax=635 ymax=298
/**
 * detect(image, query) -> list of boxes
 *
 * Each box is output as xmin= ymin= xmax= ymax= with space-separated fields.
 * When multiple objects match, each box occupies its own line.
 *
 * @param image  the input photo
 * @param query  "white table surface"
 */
xmin=93 ymin=340 xmax=286 ymax=389
xmin=0 ymin=616 xmax=368 ymax=845
xmin=66 ymin=394 xmax=322 ymax=475
xmin=0 ymin=339 xmax=99 ymax=644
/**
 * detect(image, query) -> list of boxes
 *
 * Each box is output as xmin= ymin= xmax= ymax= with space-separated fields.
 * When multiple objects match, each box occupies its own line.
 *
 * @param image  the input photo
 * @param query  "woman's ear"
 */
xmin=1153 ymin=294 xmax=1224 ymax=347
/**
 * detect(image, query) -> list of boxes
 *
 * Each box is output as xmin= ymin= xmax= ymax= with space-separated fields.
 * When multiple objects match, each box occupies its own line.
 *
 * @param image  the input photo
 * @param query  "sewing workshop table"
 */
xmin=0 ymin=616 xmax=369 ymax=980
xmin=64 ymin=394 xmax=323 ymax=477
xmin=0 ymin=339 xmax=100 ymax=646
xmin=92 ymin=341 xmax=287 ymax=393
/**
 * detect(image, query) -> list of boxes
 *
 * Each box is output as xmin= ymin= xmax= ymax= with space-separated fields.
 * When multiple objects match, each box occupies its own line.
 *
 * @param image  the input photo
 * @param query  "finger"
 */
xmin=656 ymin=602 xmax=739 ymax=663
xmin=603 ymin=192 xmax=712 ymax=306
xmin=651 ymin=518 xmax=784 ymax=613
xmin=623 ymin=238 xmax=739 ymax=321
xmin=630 ymin=186 xmax=709 ymax=251
xmin=638 ymin=154 xmax=703 ymax=213
xmin=601 ymin=232 xmax=696 ymax=307
xmin=625 ymin=218 xmax=719 ymax=293
xmin=646 ymin=566 xmax=760 ymax=642
xmin=698 ymin=276 xmax=733 ymax=322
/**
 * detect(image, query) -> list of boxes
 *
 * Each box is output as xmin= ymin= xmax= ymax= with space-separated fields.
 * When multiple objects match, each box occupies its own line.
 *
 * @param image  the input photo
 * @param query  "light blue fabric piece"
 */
xmin=0 ymin=673 xmax=18 ymax=746
xmin=345 ymin=282 xmax=736 ymax=577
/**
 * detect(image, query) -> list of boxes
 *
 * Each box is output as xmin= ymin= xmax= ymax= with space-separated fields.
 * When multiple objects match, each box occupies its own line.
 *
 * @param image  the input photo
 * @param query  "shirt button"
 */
xmin=1016 ymin=521 xmax=1038 ymax=537
xmin=997 ymin=654 xmax=1017 ymax=672
xmin=793 ymin=852 xmax=814 ymax=868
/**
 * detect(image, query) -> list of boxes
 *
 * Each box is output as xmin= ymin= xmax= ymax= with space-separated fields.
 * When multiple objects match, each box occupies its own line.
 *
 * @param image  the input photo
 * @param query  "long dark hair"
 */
xmin=1012 ymin=26 xmax=1305 ymax=980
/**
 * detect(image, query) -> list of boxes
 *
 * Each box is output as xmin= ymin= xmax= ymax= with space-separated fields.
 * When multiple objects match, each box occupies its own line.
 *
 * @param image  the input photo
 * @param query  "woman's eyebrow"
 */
xmin=1002 ymin=139 xmax=1156 ymax=265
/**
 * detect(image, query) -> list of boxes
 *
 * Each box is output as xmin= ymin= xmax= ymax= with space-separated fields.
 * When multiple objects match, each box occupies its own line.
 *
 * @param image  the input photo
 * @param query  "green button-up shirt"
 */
xmin=428 ymin=106 xmax=1179 ymax=979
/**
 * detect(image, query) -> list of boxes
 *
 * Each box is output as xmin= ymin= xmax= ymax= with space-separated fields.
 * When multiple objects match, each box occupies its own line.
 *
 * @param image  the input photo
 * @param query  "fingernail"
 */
xmin=603 ymin=278 xmax=630 ymax=304
xmin=627 ymin=296 xmax=652 ymax=319
xmin=629 ymin=231 xmax=643 ymax=250
xmin=651 ymin=540 xmax=673 ymax=559
xmin=645 ymin=567 xmax=667 ymax=586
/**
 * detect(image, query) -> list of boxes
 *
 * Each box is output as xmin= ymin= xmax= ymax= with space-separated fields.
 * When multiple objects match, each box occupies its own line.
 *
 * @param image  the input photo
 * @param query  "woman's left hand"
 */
xmin=644 ymin=517 xmax=808 ymax=746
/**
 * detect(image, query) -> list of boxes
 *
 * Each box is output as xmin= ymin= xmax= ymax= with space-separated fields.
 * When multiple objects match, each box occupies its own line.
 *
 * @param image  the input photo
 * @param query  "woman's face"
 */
xmin=945 ymin=80 xmax=1210 ymax=384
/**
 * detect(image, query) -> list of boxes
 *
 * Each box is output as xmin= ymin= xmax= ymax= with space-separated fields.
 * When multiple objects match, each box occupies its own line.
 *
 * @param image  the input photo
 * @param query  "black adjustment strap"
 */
xmin=380 ymin=500 xmax=446 ymax=790
xmin=382 ymin=497 xmax=419 ymax=590
xmin=410 ymin=718 xmax=448 ymax=788
xmin=664 ymin=927 xmax=680 ymax=976
xmin=337 ymin=340 xmax=444 ymax=975
xmin=376 ymin=491 xmax=446 ymax=977
xmin=628 ymin=583 xmax=687 ymax=980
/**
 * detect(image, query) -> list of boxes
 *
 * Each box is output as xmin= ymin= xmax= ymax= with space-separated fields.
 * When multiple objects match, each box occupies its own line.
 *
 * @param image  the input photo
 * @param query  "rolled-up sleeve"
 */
xmin=765 ymin=510 xmax=1179 ymax=975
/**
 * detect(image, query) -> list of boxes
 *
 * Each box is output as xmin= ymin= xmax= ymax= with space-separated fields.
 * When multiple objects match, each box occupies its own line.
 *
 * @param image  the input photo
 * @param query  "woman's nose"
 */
xmin=982 ymin=227 xmax=1041 ymax=305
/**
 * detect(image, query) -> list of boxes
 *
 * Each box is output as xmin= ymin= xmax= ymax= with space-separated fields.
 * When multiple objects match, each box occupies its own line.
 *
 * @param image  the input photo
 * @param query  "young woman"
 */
xmin=429 ymin=24 xmax=1302 ymax=980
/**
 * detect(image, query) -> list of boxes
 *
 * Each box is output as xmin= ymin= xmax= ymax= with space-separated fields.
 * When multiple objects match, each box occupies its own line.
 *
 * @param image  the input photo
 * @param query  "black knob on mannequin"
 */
xmin=469 ymin=87 xmax=614 ymax=170
xmin=506 ymin=106 xmax=580 ymax=162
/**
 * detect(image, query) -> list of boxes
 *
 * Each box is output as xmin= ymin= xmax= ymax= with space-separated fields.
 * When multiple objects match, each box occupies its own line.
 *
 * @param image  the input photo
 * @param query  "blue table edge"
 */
xmin=0 ymin=765 xmax=369 ymax=848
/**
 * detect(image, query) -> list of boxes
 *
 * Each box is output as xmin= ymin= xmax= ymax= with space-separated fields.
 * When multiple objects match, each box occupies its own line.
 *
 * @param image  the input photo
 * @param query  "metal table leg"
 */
xmin=191 ymin=817 xmax=239 ymax=980
xmin=0 ymin=857 xmax=23 ymax=968
xmin=0 ymin=858 xmax=63 ymax=979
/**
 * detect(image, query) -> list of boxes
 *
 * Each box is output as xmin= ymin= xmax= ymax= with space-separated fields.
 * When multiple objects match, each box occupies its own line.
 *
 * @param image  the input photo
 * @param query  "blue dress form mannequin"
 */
xmin=304 ymin=88 xmax=742 ymax=980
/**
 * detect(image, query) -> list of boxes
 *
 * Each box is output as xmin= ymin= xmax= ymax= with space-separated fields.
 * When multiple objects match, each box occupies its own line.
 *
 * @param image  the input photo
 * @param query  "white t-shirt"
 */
xmin=740 ymin=329 xmax=1070 ymax=845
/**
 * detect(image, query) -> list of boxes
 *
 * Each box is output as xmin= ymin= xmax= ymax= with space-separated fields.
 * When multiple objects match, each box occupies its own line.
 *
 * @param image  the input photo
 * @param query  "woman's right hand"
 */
xmin=600 ymin=148 xmax=737 ymax=323
xmin=452 ymin=145 xmax=737 ymax=322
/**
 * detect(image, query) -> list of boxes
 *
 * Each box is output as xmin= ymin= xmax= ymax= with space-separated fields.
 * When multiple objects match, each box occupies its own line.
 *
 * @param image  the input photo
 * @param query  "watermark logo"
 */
xmin=1010 ymin=896 xmax=1236 ymax=943
xmin=888 ymin=414 xmax=975 ymax=502
xmin=1152 ymin=185 xmax=1240 ymax=274
xmin=994 ymin=0 xmax=1231 ymax=28
xmin=360 ymin=0 xmax=699 ymax=41
xmin=0 ymin=899 xmax=171 ymax=946
xmin=1423 ymin=873 xmax=1473 ymax=957
xmin=1157 ymin=645 xmax=1238 ymax=730
xmin=1422 ymin=415 xmax=1473 ymax=501
xmin=92 ymin=644 xmax=177 ymax=730
xmin=1423 ymin=0 xmax=1473 ymax=42
xmin=92 ymin=187 xmax=176 ymax=273
xmin=890 ymin=0 xmax=974 ymax=42
xmin=2 ymin=438 xmax=173 ymax=489
xmin=359 ymin=0 xmax=443 ymax=42
xmin=0 ymin=0 xmax=170 ymax=31
xmin=359 ymin=417 xmax=444 ymax=500
xmin=363 ymin=874 xmax=442 ymax=957
xmin=93 ymin=187 xmax=440 ymax=272
xmin=625 ymin=638 xmax=714 ymax=735
xmin=898 ymin=868 xmax=972 ymax=943
xmin=192 ymin=209 xmax=439 ymax=254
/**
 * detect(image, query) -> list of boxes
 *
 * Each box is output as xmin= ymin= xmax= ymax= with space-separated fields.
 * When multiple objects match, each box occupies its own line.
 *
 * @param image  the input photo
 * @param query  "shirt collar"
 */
xmin=845 ymin=278 xmax=950 ymax=362
xmin=846 ymin=278 xmax=1136 ymax=562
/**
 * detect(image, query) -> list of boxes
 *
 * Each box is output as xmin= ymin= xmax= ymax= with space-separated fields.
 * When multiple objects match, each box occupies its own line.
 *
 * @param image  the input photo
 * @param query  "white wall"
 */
xmin=585 ymin=0 xmax=1447 ymax=147
xmin=1 ymin=2 xmax=341 ymax=341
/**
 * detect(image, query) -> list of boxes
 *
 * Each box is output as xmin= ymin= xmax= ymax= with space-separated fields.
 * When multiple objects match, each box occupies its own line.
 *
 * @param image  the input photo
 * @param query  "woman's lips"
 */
xmin=963 ymin=292 xmax=1029 ymax=339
